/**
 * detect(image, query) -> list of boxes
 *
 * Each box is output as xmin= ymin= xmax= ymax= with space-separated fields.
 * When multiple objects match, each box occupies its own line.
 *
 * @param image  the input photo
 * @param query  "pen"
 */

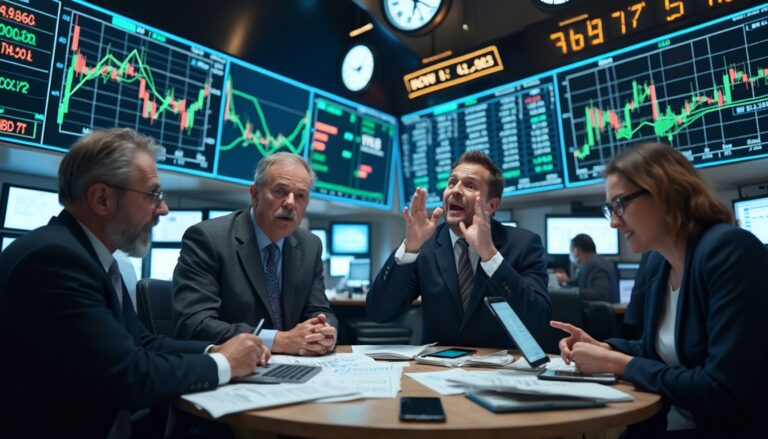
xmin=253 ymin=318 xmax=265 ymax=336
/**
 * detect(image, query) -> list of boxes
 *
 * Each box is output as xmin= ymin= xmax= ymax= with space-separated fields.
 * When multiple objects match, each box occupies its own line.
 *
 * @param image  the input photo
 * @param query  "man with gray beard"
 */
xmin=0 ymin=128 xmax=270 ymax=438
xmin=173 ymin=152 xmax=338 ymax=355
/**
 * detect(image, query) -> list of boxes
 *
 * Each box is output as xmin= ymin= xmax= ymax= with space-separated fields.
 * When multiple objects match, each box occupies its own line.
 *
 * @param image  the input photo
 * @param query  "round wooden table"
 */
xmin=178 ymin=347 xmax=660 ymax=439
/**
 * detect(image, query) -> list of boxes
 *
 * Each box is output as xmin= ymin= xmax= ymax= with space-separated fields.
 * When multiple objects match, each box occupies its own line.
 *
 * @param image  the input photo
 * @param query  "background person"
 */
xmin=555 ymin=233 xmax=619 ymax=303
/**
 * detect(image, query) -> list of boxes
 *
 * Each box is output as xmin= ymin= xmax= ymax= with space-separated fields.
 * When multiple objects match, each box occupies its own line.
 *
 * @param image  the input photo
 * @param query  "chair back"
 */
xmin=539 ymin=290 xmax=584 ymax=354
xmin=581 ymin=301 xmax=617 ymax=341
xmin=136 ymin=279 xmax=175 ymax=337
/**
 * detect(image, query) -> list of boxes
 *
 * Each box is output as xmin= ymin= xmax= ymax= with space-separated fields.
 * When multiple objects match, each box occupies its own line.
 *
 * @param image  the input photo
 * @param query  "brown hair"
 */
xmin=452 ymin=151 xmax=504 ymax=200
xmin=604 ymin=142 xmax=733 ymax=241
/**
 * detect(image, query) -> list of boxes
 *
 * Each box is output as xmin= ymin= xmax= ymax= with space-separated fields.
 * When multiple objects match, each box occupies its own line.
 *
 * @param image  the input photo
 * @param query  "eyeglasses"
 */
xmin=602 ymin=189 xmax=648 ymax=220
xmin=107 ymin=184 xmax=166 ymax=206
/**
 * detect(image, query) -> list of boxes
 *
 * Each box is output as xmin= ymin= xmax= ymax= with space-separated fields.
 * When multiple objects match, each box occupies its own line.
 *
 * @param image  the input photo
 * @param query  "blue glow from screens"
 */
xmin=619 ymin=279 xmax=635 ymax=304
xmin=733 ymin=196 xmax=768 ymax=244
xmin=149 ymin=248 xmax=181 ymax=281
xmin=152 ymin=210 xmax=203 ymax=243
xmin=329 ymin=255 xmax=354 ymax=277
xmin=310 ymin=228 xmax=329 ymax=260
xmin=2 ymin=237 xmax=16 ymax=251
xmin=502 ymin=221 xmax=518 ymax=228
xmin=207 ymin=210 xmax=233 ymax=219
xmin=2 ymin=185 xmax=60 ymax=231
xmin=346 ymin=258 xmax=371 ymax=288
xmin=331 ymin=223 xmax=370 ymax=255
xmin=545 ymin=216 xmax=619 ymax=255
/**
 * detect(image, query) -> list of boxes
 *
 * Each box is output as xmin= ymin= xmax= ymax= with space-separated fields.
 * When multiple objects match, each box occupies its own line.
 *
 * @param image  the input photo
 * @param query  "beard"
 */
xmin=106 ymin=202 xmax=155 ymax=258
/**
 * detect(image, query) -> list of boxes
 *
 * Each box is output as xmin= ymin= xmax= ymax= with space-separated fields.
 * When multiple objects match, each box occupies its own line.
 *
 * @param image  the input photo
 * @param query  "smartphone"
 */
xmin=424 ymin=348 xmax=476 ymax=358
xmin=399 ymin=397 xmax=446 ymax=422
xmin=537 ymin=369 xmax=617 ymax=384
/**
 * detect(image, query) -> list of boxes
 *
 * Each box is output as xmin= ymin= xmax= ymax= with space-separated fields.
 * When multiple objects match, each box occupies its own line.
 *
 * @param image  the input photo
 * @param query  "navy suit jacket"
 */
xmin=367 ymin=220 xmax=550 ymax=348
xmin=0 ymin=210 xmax=217 ymax=438
xmin=606 ymin=224 xmax=768 ymax=434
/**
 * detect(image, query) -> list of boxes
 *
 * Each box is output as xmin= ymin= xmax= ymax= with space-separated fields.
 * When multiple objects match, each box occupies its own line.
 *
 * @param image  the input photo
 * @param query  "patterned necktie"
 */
xmin=108 ymin=259 xmax=123 ymax=309
xmin=265 ymin=243 xmax=284 ymax=330
xmin=456 ymin=238 xmax=474 ymax=312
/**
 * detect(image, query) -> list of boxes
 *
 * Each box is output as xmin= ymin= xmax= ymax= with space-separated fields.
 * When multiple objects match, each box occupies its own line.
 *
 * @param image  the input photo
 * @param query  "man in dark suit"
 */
xmin=0 ymin=128 xmax=269 ymax=438
xmin=367 ymin=151 xmax=550 ymax=348
xmin=173 ymin=152 xmax=337 ymax=355
xmin=556 ymin=233 xmax=619 ymax=303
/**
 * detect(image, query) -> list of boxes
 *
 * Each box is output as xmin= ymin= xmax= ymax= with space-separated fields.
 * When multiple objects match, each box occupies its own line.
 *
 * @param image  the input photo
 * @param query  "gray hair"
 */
xmin=253 ymin=152 xmax=316 ymax=189
xmin=58 ymin=128 xmax=164 ymax=206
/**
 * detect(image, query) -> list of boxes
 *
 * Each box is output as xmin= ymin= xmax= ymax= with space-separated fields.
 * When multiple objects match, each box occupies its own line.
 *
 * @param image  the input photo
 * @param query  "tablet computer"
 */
xmin=466 ymin=390 xmax=606 ymax=413
xmin=484 ymin=297 xmax=550 ymax=368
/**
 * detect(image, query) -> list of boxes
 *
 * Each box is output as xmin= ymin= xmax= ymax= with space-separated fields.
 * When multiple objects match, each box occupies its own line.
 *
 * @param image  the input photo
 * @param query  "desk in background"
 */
xmin=178 ymin=347 xmax=661 ymax=439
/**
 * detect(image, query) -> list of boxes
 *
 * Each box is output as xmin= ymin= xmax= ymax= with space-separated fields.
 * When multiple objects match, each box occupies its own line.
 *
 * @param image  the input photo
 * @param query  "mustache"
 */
xmin=274 ymin=209 xmax=296 ymax=220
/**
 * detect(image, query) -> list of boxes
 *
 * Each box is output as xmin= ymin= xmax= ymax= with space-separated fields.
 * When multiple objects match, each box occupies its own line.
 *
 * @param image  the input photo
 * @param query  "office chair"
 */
xmin=539 ymin=290 xmax=584 ymax=354
xmin=348 ymin=307 xmax=419 ymax=345
xmin=135 ymin=279 xmax=175 ymax=337
xmin=581 ymin=300 xmax=618 ymax=342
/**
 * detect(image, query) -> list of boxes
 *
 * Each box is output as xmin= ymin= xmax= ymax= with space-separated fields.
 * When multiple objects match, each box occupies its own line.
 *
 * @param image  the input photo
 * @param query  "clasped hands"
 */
xmin=274 ymin=313 xmax=337 ymax=356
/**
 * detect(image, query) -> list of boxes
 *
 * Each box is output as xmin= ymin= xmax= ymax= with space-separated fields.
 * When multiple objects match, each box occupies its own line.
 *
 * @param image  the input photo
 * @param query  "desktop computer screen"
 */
xmin=149 ymin=247 xmax=181 ymax=281
xmin=2 ymin=236 xmax=17 ymax=251
xmin=310 ymin=228 xmax=329 ymax=260
xmin=545 ymin=215 xmax=619 ymax=256
xmin=207 ymin=209 xmax=233 ymax=220
xmin=619 ymin=279 xmax=636 ymax=304
xmin=346 ymin=258 xmax=371 ymax=288
xmin=329 ymin=255 xmax=354 ymax=277
xmin=152 ymin=210 xmax=204 ymax=243
xmin=330 ymin=222 xmax=370 ymax=255
xmin=502 ymin=221 xmax=517 ymax=228
xmin=733 ymin=195 xmax=768 ymax=244
xmin=1 ymin=184 xmax=61 ymax=231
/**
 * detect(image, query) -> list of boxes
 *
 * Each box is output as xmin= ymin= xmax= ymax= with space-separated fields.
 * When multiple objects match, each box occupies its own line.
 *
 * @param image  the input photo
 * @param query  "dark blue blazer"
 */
xmin=606 ymin=224 xmax=768 ymax=434
xmin=367 ymin=220 xmax=550 ymax=348
xmin=0 ymin=210 xmax=218 ymax=438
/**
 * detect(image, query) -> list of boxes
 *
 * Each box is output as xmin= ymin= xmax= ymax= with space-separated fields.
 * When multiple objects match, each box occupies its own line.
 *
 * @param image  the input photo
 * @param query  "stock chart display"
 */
xmin=400 ymin=77 xmax=565 ymax=207
xmin=0 ymin=0 xmax=61 ymax=145
xmin=308 ymin=94 xmax=396 ymax=208
xmin=558 ymin=4 xmax=768 ymax=185
xmin=43 ymin=0 xmax=225 ymax=173
xmin=216 ymin=60 xmax=310 ymax=183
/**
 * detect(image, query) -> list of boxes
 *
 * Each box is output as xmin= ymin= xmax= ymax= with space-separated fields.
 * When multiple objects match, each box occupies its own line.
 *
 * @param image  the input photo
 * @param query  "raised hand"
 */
xmin=403 ymin=187 xmax=443 ymax=252
xmin=459 ymin=195 xmax=497 ymax=261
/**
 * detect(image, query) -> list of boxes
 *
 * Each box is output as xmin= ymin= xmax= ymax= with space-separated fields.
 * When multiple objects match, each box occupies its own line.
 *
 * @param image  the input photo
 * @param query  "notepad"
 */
xmin=352 ymin=343 xmax=437 ymax=360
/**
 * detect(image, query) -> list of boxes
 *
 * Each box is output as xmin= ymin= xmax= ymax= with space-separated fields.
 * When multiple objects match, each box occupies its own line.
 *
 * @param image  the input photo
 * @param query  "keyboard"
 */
xmin=232 ymin=363 xmax=322 ymax=384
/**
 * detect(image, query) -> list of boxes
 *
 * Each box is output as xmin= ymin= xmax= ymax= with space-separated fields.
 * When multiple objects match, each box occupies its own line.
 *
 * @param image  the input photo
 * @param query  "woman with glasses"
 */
xmin=551 ymin=142 xmax=768 ymax=437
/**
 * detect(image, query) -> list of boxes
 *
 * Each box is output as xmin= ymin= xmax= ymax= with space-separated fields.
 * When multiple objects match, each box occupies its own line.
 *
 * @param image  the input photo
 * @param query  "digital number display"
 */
xmin=400 ymin=76 xmax=564 ymax=207
xmin=545 ymin=0 xmax=744 ymax=57
xmin=558 ymin=3 xmax=768 ymax=185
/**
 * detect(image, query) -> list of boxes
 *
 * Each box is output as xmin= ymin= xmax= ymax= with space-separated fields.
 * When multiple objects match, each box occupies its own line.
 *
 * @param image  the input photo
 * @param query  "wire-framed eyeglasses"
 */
xmin=602 ymin=189 xmax=648 ymax=220
xmin=107 ymin=184 xmax=166 ymax=206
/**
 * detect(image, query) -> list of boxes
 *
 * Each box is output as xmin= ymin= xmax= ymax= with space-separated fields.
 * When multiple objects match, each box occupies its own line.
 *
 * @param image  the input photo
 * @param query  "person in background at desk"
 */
xmin=173 ymin=152 xmax=338 ymax=355
xmin=551 ymin=142 xmax=768 ymax=437
xmin=0 ymin=128 xmax=269 ymax=438
xmin=555 ymin=233 xmax=619 ymax=303
xmin=367 ymin=151 xmax=550 ymax=347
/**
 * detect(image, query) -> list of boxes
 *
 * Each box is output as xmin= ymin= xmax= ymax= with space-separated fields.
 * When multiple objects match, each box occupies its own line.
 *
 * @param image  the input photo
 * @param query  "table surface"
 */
xmin=178 ymin=347 xmax=660 ymax=439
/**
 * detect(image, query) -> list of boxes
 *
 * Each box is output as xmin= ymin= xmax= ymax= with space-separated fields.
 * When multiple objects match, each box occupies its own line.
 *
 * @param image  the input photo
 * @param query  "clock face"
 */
xmin=383 ymin=0 xmax=448 ymax=33
xmin=531 ymin=0 xmax=577 ymax=10
xmin=341 ymin=44 xmax=375 ymax=93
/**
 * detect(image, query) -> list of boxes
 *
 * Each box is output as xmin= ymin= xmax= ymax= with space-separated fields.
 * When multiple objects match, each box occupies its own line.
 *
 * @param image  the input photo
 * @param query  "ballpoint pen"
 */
xmin=253 ymin=318 xmax=265 ymax=336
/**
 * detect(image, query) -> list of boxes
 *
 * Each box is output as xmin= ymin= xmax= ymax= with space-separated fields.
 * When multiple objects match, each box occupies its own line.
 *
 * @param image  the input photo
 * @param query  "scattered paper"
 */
xmin=352 ymin=342 xmax=437 ymax=360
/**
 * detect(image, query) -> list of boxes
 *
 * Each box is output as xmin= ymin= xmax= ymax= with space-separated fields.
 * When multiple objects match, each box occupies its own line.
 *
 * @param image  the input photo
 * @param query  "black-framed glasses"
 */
xmin=107 ymin=184 xmax=166 ymax=206
xmin=602 ymin=189 xmax=648 ymax=220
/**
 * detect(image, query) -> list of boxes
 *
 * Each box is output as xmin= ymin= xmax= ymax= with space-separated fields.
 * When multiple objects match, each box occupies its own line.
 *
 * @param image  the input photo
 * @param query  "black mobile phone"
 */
xmin=537 ymin=369 xmax=617 ymax=384
xmin=399 ymin=397 xmax=446 ymax=422
xmin=424 ymin=348 xmax=476 ymax=358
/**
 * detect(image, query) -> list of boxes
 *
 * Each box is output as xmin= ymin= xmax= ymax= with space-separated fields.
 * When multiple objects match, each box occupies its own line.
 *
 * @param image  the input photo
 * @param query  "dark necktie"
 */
xmin=456 ymin=238 xmax=474 ymax=312
xmin=108 ymin=259 xmax=123 ymax=310
xmin=265 ymin=243 xmax=284 ymax=330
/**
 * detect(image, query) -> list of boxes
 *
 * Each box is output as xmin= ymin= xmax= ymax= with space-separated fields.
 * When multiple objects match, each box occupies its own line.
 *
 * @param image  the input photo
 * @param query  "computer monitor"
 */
xmin=329 ymin=255 xmax=354 ymax=277
xmin=152 ymin=210 xmax=204 ymax=243
xmin=149 ymin=247 xmax=181 ymax=281
xmin=545 ymin=215 xmax=620 ymax=256
xmin=1 ymin=184 xmax=60 ymax=231
xmin=2 ymin=236 xmax=18 ymax=251
xmin=207 ymin=209 xmax=233 ymax=220
xmin=310 ymin=228 xmax=329 ymax=260
xmin=733 ymin=195 xmax=768 ymax=244
xmin=330 ymin=222 xmax=370 ymax=255
xmin=346 ymin=258 xmax=371 ymax=288
xmin=502 ymin=221 xmax=518 ymax=228
xmin=619 ymin=279 xmax=635 ymax=304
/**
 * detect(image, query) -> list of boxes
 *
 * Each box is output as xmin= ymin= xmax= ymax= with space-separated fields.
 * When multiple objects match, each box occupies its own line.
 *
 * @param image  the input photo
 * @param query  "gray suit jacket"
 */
xmin=173 ymin=209 xmax=337 ymax=343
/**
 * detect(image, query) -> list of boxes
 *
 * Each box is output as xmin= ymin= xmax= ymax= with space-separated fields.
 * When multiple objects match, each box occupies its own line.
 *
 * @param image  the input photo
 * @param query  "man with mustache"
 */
xmin=0 ymin=128 xmax=270 ymax=437
xmin=173 ymin=152 xmax=337 ymax=355
xmin=367 ymin=151 xmax=550 ymax=347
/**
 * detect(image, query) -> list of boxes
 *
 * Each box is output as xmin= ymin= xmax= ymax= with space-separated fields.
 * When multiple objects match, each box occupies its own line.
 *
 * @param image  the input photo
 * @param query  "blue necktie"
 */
xmin=456 ymin=238 xmax=474 ymax=312
xmin=265 ymin=243 xmax=283 ymax=330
